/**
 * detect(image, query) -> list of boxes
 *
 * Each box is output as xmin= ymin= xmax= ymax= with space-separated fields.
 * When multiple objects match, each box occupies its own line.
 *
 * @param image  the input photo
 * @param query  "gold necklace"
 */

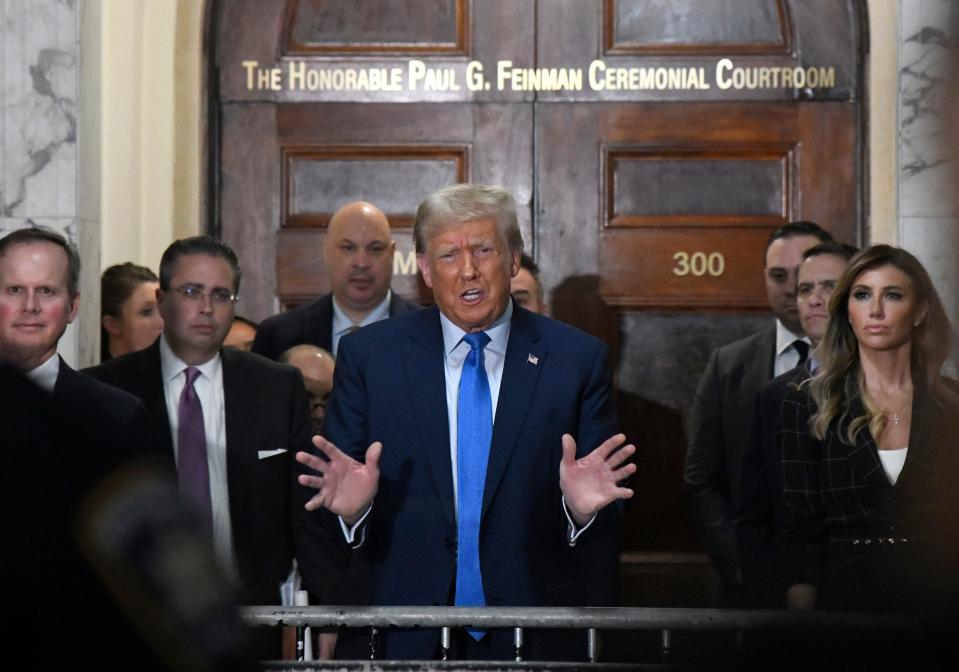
xmin=885 ymin=397 xmax=912 ymax=425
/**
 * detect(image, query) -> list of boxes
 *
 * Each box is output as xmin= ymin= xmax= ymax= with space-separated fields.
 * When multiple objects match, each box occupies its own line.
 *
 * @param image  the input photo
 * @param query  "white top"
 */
xmin=878 ymin=447 xmax=908 ymax=485
xmin=159 ymin=335 xmax=236 ymax=576
xmin=331 ymin=290 xmax=392 ymax=357
xmin=26 ymin=353 xmax=60 ymax=393
xmin=774 ymin=320 xmax=811 ymax=377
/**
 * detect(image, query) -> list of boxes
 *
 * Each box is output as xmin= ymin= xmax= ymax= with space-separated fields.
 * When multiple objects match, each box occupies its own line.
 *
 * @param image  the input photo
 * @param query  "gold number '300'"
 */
xmin=672 ymin=251 xmax=725 ymax=277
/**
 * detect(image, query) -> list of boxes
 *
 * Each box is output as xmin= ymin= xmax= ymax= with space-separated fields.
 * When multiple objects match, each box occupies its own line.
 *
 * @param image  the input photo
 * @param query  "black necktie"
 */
xmin=793 ymin=340 xmax=810 ymax=366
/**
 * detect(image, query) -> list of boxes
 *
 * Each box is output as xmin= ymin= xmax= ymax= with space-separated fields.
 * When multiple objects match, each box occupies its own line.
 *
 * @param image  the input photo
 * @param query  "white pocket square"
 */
xmin=258 ymin=449 xmax=288 ymax=459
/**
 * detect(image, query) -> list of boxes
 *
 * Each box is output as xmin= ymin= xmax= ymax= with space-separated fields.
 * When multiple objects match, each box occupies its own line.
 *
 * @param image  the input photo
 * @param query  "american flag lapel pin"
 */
xmin=527 ymin=354 xmax=539 ymax=366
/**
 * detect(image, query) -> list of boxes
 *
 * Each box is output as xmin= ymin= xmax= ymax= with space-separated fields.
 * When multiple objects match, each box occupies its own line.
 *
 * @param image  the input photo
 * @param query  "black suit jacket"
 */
xmin=252 ymin=292 xmax=421 ymax=360
xmin=4 ymin=364 xmax=254 ymax=669
xmin=735 ymin=361 xmax=812 ymax=606
xmin=683 ymin=326 xmax=776 ymax=588
xmin=779 ymin=375 xmax=959 ymax=610
xmin=85 ymin=341 xmax=347 ymax=605
xmin=53 ymin=358 xmax=159 ymax=468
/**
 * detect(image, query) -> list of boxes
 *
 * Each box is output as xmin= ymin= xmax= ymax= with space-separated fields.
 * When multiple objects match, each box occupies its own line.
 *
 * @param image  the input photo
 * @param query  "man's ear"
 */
xmin=510 ymin=251 xmax=521 ymax=278
xmin=416 ymin=253 xmax=432 ymax=289
xmin=66 ymin=293 xmax=80 ymax=324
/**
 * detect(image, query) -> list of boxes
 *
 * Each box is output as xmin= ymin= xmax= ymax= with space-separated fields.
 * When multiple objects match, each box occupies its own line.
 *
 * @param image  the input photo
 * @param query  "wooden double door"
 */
xmin=212 ymin=0 xmax=864 ymax=604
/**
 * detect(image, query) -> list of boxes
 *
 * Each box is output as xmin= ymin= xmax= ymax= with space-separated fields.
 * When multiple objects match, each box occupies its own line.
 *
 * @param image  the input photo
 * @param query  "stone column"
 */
xmin=0 ymin=0 xmax=100 ymax=367
xmin=899 ymin=0 xmax=958 ymax=330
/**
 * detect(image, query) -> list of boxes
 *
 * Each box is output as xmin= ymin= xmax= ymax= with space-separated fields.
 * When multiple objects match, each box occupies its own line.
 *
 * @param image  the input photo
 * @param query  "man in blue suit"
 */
xmin=296 ymin=184 xmax=635 ymax=660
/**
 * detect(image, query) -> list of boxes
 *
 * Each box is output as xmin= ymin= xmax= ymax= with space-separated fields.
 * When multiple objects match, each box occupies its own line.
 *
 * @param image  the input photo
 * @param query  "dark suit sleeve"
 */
xmin=288 ymin=368 xmax=353 ymax=604
xmin=778 ymin=391 xmax=826 ymax=588
xmin=735 ymin=389 xmax=779 ymax=605
xmin=315 ymin=337 xmax=374 ymax=548
xmin=571 ymin=342 xmax=622 ymax=606
xmin=684 ymin=348 xmax=740 ymax=587
xmin=251 ymin=319 xmax=279 ymax=361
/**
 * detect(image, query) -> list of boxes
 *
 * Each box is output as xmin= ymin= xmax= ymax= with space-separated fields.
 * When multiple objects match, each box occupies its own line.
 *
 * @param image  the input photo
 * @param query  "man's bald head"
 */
xmin=280 ymin=344 xmax=335 ymax=433
xmin=323 ymin=201 xmax=395 ymax=317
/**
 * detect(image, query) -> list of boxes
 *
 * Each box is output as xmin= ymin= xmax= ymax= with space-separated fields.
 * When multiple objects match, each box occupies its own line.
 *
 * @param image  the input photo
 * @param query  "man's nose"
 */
xmin=353 ymin=250 xmax=372 ymax=268
xmin=460 ymin=254 xmax=478 ymax=279
xmin=23 ymin=290 xmax=40 ymax=312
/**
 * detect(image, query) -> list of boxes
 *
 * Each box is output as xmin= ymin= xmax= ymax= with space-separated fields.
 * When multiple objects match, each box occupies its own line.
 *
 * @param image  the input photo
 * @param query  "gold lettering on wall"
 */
xmin=394 ymin=250 xmax=418 ymax=276
xmin=672 ymin=251 xmax=725 ymax=277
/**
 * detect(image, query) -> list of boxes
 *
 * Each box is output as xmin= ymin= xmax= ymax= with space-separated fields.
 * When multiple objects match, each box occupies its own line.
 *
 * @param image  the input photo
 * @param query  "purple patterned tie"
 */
xmin=178 ymin=366 xmax=212 ymax=527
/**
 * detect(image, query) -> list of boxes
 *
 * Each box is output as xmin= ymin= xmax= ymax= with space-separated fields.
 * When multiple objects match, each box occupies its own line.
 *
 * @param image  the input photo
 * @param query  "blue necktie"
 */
xmin=454 ymin=331 xmax=492 ymax=640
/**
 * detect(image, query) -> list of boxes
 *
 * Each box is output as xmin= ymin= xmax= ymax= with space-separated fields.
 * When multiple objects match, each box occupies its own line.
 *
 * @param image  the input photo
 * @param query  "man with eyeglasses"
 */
xmin=87 ymin=236 xmax=347 ymax=633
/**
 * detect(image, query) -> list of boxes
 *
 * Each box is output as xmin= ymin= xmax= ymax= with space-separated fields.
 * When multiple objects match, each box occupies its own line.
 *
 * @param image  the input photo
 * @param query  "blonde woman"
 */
xmin=779 ymin=245 xmax=959 ymax=611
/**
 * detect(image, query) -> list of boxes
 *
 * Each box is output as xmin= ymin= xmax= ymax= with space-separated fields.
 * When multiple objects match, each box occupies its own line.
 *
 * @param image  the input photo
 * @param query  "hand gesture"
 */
xmin=559 ymin=433 xmax=636 ymax=526
xmin=296 ymin=435 xmax=381 ymax=524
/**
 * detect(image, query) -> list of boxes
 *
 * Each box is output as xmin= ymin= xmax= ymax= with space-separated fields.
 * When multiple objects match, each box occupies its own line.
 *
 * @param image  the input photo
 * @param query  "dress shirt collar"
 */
xmin=332 ymin=290 xmax=392 ymax=335
xmin=439 ymin=299 xmax=513 ymax=357
xmin=159 ymin=334 xmax=221 ymax=384
xmin=775 ymin=318 xmax=809 ymax=357
xmin=26 ymin=353 xmax=60 ymax=393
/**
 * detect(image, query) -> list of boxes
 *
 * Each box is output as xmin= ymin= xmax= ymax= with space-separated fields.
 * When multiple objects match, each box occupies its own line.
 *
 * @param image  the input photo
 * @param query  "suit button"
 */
xmin=443 ymin=537 xmax=452 ymax=549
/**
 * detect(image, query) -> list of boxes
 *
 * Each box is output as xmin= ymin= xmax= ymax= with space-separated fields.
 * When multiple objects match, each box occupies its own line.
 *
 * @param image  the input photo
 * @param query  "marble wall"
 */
xmin=0 ymin=0 xmax=98 ymax=367
xmin=899 ymin=0 xmax=959 ymax=337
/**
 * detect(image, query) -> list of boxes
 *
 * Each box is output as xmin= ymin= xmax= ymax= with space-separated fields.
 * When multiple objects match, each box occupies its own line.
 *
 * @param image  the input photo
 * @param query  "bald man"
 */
xmin=280 ymin=344 xmax=335 ymax=434
xmin=253 ymin=201 xmax=421 ymax=360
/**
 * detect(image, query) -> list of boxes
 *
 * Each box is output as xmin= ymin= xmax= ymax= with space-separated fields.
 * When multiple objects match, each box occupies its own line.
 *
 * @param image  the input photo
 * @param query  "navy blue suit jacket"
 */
xmin=323 ymin=304 xmax=622 ymax=658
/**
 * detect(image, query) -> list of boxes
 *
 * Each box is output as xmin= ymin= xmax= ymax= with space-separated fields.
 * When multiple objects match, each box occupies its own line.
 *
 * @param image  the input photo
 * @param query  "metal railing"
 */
xmin=242 ymin=605 xmax=926 ymax=663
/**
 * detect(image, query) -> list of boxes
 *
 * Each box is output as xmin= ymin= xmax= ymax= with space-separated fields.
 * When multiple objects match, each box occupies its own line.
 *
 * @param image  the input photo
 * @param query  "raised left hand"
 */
xmin=559 ymin=433 xmax=636 ymax=526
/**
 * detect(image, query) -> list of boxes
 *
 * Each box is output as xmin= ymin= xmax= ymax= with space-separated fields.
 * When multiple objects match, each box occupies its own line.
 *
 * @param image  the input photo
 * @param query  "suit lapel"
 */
xmin=401 ymin=308 xmax=455 ymax=529
xmin=140 ymin=342 xmax=175 ymax=456
xmin=221 ymin=348 xmax=254 ymax=543
xmin=893 ymin=386 xmax=936 ymax=498
xmin=304 ymin=294 xmax=334 ymax=351
xmin=481 ymin=309 xmax=544 ymax=520
xmin=843 ymin=390 xmax=897 ymax=504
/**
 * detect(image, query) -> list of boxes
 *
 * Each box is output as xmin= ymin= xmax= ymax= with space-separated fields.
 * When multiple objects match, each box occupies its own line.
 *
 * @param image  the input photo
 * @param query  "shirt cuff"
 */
xmin=562 ymin=496 xmax=597 ymax=546
xmin=338 ymin=503 xmax=373 ymax=547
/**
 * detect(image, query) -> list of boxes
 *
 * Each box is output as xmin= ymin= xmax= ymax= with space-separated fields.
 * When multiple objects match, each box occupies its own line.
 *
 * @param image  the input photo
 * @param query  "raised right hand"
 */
xmin=296 ymin=435 xmax=381 ymax=524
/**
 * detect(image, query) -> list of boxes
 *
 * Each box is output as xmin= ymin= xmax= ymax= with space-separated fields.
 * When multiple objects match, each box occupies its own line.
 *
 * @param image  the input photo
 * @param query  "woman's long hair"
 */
xmin=809 ymin=245 xmax=954 ymax=443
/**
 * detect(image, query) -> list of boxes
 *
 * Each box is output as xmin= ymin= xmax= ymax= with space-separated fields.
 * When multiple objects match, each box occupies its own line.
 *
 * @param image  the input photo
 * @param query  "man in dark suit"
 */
xmin=683 ymin=221 xmax=832 ymax=598
xmin=735 ymin=241 xmax=858 ymax=607
xmin=0 ymin=227 xmax=154 ymax=456
xmin=295 ymin=184 xmax=636 ymax=660
xmin=253 ymin=201 xmax=420 ymax=360
xmin=86 ymin=236 xmax=346 ymax=621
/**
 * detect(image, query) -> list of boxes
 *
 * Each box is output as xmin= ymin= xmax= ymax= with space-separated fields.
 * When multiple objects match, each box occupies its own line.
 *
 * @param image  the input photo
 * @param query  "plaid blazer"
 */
xmin=778 ymin=374 xmax=959 ymax=610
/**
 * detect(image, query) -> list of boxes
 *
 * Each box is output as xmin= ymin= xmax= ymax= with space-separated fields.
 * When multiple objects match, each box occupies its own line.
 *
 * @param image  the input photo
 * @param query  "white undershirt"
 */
xmin=878 ymin=447 xmax=908 ymax=485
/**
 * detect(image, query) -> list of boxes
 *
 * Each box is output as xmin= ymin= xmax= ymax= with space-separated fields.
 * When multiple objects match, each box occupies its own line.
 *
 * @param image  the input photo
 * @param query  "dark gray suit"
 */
xmin=251 ymin=292 xmax=421 ymax=361
xmin=684 ymin=326 xmax=776 ymax=589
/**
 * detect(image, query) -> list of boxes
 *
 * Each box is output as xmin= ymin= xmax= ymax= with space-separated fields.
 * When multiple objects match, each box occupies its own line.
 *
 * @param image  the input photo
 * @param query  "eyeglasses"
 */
xmin=172 ymin=285 xmax=238 ymax=305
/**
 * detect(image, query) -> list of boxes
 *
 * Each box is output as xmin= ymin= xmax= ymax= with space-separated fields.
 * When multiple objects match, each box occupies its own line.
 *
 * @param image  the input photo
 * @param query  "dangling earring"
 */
xmin=914 ymin=320 xmax=921 ymax=327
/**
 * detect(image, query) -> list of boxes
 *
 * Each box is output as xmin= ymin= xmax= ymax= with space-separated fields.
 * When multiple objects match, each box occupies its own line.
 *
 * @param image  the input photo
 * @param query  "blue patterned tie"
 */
xmin=454 ymin=331 xmax=492 ymax=640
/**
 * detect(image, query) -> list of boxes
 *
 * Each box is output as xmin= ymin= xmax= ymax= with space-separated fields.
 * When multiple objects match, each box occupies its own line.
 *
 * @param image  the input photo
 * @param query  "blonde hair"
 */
xmin=809 ymin=245 xmax=955 ymax=443
xmin=413 ymin=184 xmax=523 ymax=255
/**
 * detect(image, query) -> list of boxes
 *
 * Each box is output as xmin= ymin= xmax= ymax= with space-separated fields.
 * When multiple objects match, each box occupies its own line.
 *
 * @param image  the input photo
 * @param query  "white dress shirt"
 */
xmin=26 ymin=353 xmax=59 ymax=393
xmin=341 ymin=301 xmax=593 ymax=544
xmin=331 ymin=290 xmax=392 ymax=357
xmin=159 ymin=335 xmax=236 ymax=576
xmin=774 ymin=319 xmax=811 ymax=377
